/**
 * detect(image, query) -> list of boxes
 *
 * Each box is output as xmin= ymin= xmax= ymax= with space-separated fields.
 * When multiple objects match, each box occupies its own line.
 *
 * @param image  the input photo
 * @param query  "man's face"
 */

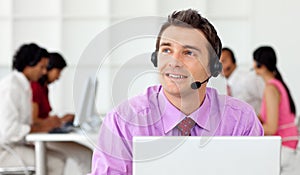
xmin=157 ymin=25 xmax=211 ymax=97
xmin=26 ymin=57 xmax=48 ymax=82
xmin=220 ymin=50 xmax=235 ymax=79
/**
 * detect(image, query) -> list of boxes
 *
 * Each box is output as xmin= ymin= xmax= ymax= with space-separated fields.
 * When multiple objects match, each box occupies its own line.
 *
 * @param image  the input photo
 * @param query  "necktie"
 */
xmin=177 ymin=117 xmax=196 ymax=136
xmin=226 ymin=84 xmax=232 ymax=96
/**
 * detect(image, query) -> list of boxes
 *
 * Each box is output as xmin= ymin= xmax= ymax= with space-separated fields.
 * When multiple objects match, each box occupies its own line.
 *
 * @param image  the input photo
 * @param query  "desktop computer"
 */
xmin=49 ymin=76 xmax=101 ymax=133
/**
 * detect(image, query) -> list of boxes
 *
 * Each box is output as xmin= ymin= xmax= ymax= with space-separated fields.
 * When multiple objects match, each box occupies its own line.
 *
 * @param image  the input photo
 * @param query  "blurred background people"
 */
xmin=253 ymin=46 xmax=299 ymax=175
xmin=30 ymin=52 xmax=92 ymax=174
xmin=220 ymin=47 xmax=264 ymax=115
xmin=31 ymin=52 xmax=74 ymax=133
xmin=0 ymin=43 xmax=65 ymax=175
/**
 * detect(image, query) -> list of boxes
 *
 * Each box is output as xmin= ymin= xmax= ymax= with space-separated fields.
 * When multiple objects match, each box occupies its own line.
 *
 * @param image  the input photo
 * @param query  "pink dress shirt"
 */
xmin=88 ymin=85 xmax=263 ymax=174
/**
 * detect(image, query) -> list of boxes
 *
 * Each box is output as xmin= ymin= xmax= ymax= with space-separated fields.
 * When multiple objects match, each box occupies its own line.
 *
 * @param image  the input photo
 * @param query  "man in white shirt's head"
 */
xmin=220 ymin=47 xmax=236 ymax=79
xmin=12 ymin=43 xmax=49 ymax=82
xmin=219 ymin=47 xmax=264 ymax=115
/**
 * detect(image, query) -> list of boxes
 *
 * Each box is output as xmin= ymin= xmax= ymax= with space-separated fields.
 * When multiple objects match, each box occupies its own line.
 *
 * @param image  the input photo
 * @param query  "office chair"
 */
xmin=0 ymin=144 xmax=35 ymax=175
xmin=280 ymin=116 xmax=300 ymax=150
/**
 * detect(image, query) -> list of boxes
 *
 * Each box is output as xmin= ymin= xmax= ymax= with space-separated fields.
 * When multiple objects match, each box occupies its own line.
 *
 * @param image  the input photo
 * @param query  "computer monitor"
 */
xmin=133 ymin=136 xmax=281 ymax=175
xmin=73 ymin=76 xmax=99 ymax=128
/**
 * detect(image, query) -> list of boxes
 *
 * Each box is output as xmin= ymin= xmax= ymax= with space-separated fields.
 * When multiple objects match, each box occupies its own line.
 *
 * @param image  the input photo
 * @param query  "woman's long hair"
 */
xmin=253 ymin=46 xmax=296 ymax=115
xmin=38 ymin=52 xmax=67 ymax=86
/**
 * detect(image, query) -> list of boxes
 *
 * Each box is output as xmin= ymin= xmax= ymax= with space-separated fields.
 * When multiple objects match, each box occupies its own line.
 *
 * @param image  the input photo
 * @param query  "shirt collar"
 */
xmin=13 ymin=70 xmax=30 ymax=91
xmin=158 ymin=88 xmax=212 ymax=133
xmin=227 ymin=67 xmax=238 ymax=85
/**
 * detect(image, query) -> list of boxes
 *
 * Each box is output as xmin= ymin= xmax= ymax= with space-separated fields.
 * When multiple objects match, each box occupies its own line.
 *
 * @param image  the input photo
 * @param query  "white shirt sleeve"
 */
xmin=236 ymin=72 xmax=264 ymax=114
xmin=0 ymin=77 xmax=31 ymax=144
xmin=228 ymin=69 xmax=264 ymax=115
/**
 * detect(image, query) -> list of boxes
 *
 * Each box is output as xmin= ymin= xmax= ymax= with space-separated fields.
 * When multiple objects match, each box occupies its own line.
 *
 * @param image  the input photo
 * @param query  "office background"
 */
xmin=1 ymin=0 xmax=299 ymax=174
xmin=0 ymin=0 xmax=299 ymax=121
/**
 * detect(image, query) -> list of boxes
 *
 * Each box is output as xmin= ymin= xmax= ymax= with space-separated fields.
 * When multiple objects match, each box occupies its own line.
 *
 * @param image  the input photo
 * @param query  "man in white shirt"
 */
xmin=0 ymin=43 xmax=66 ymax=175
xmin=220 ymin=47 xmax=264 ymax=115
xmin=0 ymin=43 xmax=92 ymax=175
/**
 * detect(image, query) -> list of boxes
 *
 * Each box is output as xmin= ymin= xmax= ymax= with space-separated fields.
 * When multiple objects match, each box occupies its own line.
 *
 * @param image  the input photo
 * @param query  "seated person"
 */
xmin=220 ymin=47 xmax=264 ymax=115
xmin=30 ymin=52 xmax=92 ymax=174
xmin=0 ymin=43 xmax=65 ymax=175
xmin=88 ymin=9 xmax=263 ymax=175
xmin=253 ymin=46 xmax=300 ymax=175
xmin=31 ymin=52 xmax=74 ymax=132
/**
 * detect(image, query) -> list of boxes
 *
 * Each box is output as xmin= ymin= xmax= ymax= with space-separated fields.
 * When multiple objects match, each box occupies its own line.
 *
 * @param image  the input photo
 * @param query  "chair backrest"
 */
xmin=297 ymin=116 xmax=300 ymax=133
xmin=0 ymin=144 xmax=35 ymax=175
xmin=0 ymin=166 xmax=35 ymax=175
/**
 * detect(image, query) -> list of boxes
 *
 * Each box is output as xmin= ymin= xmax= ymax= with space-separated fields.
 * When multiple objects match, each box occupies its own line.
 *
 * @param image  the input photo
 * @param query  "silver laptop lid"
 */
xmin=133 ymin=136 xmax=281 ymax=175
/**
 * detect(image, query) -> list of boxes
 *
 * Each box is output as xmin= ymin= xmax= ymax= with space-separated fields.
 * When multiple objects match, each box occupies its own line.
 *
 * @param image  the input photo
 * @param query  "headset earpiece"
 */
xmin=151 ymin=51 xmax=158 ymax=67
xmin=210 ymin=55 xmax=222 ymax=77
xmin=211 ymin=61 xmax=222 ymax=77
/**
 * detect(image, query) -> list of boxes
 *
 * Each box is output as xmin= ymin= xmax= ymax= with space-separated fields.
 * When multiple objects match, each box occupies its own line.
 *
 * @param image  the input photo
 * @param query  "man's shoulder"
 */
xmin=115 ymin=85 xmax=161 ymax=116
xmin=224 ymin=96 xmax=254 ymax=112
xmin=207 ymin=87 xmax=254 ymax=113
xmin=0 ymin=72 xmax=19 ymax=90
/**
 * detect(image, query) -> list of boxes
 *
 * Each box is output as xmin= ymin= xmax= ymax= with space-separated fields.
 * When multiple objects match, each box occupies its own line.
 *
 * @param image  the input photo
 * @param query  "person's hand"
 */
xmin=47 ymin=115 xmax=62 ymax=128
xmin=61 ymin=114 xmax=75 ymax=123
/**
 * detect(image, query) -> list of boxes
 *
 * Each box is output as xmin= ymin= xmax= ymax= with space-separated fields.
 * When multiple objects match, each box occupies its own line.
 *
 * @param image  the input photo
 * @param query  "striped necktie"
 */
xmin=177 ymin=117 xmax=196 ymax=136
xmin=226 ymin=84 xmax=232 ymax=96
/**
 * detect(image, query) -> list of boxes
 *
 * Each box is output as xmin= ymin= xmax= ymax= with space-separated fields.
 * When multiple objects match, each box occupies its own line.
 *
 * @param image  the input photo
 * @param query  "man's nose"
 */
xmin=168 ymin=51 xmax=183 ymax=67
xmin=172 ymin=51 xmax=182 ymax=61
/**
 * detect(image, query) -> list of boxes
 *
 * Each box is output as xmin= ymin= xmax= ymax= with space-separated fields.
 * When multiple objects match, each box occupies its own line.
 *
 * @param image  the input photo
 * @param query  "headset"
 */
xmin=151 ymin=51 xmax=222 ymax=77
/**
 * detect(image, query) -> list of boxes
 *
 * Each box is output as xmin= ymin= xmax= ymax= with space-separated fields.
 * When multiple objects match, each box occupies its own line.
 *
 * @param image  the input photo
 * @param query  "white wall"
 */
xmin=1 ymin=0 xmax=300 ymax=174
xmin=1 ymin=0 xmax=300 ymax=115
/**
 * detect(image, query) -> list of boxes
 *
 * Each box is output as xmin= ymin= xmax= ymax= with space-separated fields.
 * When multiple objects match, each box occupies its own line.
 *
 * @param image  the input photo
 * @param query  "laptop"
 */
xmin=133 ymin=136 xmax=281 ymax=175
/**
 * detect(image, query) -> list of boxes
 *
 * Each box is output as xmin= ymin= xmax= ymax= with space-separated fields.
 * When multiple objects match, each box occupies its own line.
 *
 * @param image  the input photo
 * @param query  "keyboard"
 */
xmin=48 ymin=121 xmax=75 ymax=134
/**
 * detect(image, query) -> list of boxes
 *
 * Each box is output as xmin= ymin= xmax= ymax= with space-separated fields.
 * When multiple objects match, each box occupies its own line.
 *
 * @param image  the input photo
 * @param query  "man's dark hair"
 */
xmin=155 ymin=9 xmax=222 ymax=58
xmin=222 ymin=47 xmax=236 ymax=64
xmin=12 ymin=43 xmax=49 ymax=72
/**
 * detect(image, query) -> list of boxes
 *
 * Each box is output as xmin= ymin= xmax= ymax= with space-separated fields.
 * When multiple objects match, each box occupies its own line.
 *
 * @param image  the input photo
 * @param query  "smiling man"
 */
xmin=89 ymin=9 xmax=263 ymax=175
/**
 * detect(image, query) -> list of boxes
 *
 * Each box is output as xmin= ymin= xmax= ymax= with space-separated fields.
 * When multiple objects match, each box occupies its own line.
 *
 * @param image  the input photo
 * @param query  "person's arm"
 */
xmin=88 ymin=111 xmax=132 ymax=175
xmin=238 ymin=72 xmax=264 ymax=115
xmin=261 ymin=84 xmax=280 ymax=135
xmin=0 ymin=88 xmax=31 ymax=143
xmin=257 ymin=114 xmax=263 ymax=123
xmin=30 ymin=102 xmax=61 ymax=133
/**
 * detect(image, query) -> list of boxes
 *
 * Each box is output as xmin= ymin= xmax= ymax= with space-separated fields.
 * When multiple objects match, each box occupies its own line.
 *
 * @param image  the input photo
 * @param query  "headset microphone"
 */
xmin=190 ymin=77 xmax=211 ymax=90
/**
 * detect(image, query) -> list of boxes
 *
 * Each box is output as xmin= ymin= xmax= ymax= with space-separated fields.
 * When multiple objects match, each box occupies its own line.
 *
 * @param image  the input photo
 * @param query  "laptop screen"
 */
xmin=133 ymin=136 xmax=281 ymax=175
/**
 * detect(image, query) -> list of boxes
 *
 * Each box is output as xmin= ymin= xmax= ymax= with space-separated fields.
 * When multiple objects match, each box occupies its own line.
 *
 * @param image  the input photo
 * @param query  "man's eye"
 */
xmin=162 ymin=48 xmax=171 ymax=53
xmin=184 ymin=50 xmax=193 ymax=56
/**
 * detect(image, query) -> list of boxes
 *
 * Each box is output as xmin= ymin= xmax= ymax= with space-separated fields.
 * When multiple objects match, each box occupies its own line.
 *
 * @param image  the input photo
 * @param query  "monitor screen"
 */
xmin=74 ymin=76 xmax=98 ymax=127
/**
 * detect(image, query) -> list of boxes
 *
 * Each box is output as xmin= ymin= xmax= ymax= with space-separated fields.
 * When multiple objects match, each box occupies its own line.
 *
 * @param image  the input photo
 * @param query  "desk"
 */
xmin=26 ymin=131 xmax=98 ymax=175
